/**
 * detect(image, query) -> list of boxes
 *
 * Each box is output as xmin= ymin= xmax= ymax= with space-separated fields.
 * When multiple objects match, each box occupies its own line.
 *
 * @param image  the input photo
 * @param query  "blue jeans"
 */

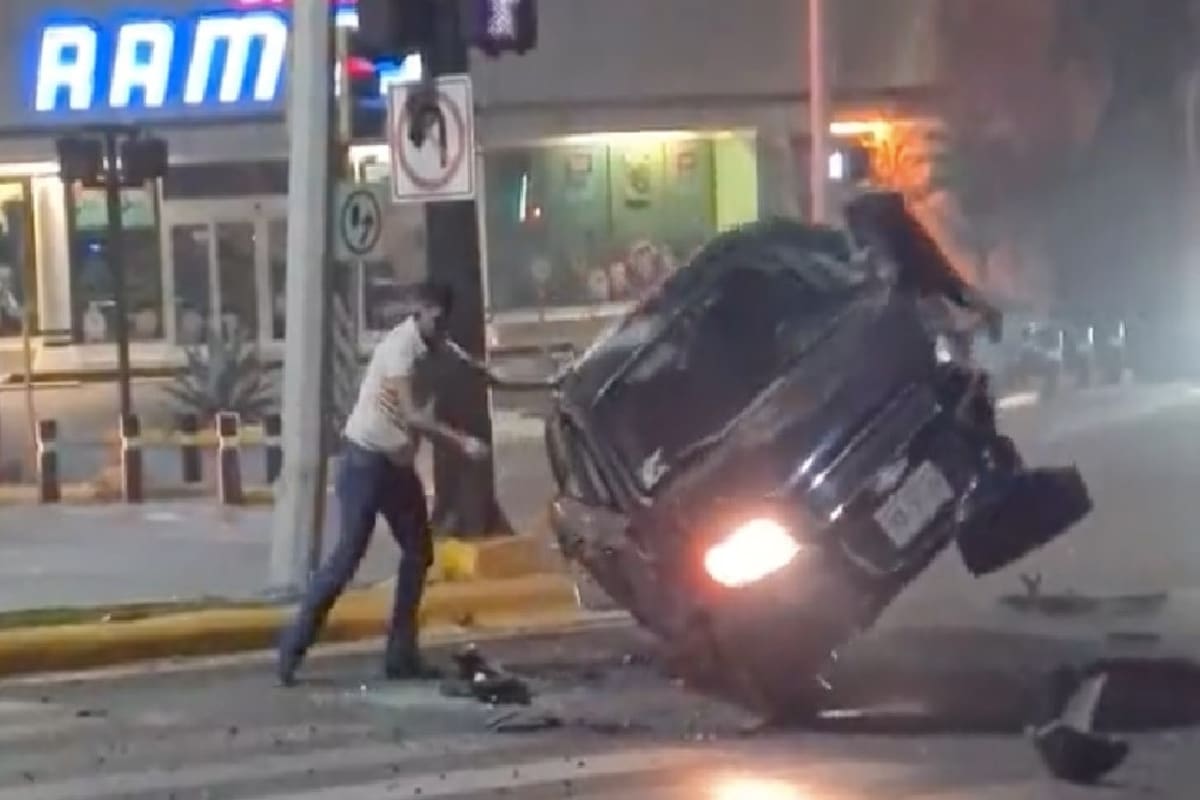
xmin=281 ymin=443 xmax=432 ymax=669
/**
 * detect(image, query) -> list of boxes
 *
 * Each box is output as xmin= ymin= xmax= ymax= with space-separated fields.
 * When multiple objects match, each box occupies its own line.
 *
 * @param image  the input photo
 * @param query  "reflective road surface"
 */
xmin=0 ymin=621 xmax=1194 ymax=800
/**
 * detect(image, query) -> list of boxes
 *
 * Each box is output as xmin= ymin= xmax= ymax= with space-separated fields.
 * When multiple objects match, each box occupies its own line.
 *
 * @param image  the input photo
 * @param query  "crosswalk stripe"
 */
xmin=997 ymin=391 xmax=1040 ymax=410
xmin=249 ymin=747 xmax=705 ymax=800
xmin=0 ymin=734 xmax=517 ymax=800
xmin=911 ymin=780 xmax=1094 ymax=799
xmin=0 ymin=700 xmax=103 ymax=744
xmin=577 ymin=762 xmax=921 ymax=800
xmin=0 ymin=700 xmax=56 ymax=714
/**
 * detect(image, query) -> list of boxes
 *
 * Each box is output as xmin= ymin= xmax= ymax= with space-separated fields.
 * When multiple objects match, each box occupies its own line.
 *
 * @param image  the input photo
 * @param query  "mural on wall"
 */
xmin=621 ymin=146 xmax=658 ymax=209
xmin=484 ymin=135 xmax=737 ymax=313
xmin=563 ymin=150 xmax=597 ymax=201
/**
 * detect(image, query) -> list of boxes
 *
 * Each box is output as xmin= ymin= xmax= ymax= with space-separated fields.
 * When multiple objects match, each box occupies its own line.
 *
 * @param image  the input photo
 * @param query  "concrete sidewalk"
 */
xmin=0 ymin=434 xmax=555 ymax=612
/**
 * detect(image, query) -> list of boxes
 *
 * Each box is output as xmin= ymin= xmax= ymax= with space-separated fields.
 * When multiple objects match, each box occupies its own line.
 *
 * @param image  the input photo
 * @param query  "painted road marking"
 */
xmin=0 ymin=735 xmax=517 ymax=800
xmin=996 ymin=391 xmax=1040 ymax=410
xmin=252 ymin=747 xmax=706 ymax=800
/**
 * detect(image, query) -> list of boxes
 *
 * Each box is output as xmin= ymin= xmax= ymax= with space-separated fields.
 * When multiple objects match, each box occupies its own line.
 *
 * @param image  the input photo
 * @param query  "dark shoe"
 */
xmin=277 ymin=626 xmax=307 ymax=688
xmin=470 ymin=673 xmax=533 ymax=706
xmin=277 ymin=646 xmax=304 ymax=688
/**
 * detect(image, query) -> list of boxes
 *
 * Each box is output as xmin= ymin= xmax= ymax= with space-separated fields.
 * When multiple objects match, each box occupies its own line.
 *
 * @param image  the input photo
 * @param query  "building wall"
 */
xmin=471 ymin=0 xmax=940 ymax=111
xmin=0 ymin=0 xmax=945 ymax=366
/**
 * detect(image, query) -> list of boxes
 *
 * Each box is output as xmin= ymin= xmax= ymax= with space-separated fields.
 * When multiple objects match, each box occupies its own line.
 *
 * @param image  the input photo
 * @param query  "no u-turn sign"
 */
xmin=386 ymin=75 xmax=477 ymax=204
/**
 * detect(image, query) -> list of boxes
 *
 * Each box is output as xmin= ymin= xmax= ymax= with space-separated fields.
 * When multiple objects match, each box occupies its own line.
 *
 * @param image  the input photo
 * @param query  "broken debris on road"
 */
xmin=439 ymin=645 xmax=534 ymax=707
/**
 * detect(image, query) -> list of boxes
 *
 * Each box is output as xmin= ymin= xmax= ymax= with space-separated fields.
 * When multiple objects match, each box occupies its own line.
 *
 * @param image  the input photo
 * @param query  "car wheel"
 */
xmin=674 ymin=609 xmax=838 ymax=723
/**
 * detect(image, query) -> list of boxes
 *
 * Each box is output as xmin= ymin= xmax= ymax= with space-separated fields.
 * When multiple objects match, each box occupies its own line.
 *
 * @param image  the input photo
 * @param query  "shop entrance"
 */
xmin=161 ymin=198 xmax=287 ymax=347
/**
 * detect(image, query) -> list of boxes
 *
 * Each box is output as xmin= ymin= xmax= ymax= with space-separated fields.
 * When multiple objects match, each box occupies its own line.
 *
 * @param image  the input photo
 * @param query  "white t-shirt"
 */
xmin=343 ymin=317 xmax=435 ymax=463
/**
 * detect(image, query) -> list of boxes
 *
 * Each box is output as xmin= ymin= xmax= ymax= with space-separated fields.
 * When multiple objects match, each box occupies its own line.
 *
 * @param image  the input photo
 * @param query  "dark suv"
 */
xmin=545 ymin=192 xmax=1092 ymax=717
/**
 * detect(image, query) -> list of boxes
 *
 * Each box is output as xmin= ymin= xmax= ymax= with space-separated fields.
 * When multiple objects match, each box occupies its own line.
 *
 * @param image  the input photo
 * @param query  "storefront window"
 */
xmin=0 ymin=182 xmax=36 ymax=337
xmin=482 ymin=131 xmax=760 ymax=314
xmin=268 ymin=219 xmax=362 ymax=341
xmin=215 ymin=221 xmax=257 ymax=339
xmin=68 ymin=184 xmax=164 ymax=343
xmin=268 ymin=218 xmax=287 ymax=339
xmin=362 ymin=261 xmax=414 ymax=332
xmin=171 ymin=224 xmax=211 ymax=345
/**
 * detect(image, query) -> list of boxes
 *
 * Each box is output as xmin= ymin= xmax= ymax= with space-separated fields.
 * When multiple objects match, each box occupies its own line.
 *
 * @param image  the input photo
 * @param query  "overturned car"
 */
xmin=545 ymin=192 xmax=1092 ymax=718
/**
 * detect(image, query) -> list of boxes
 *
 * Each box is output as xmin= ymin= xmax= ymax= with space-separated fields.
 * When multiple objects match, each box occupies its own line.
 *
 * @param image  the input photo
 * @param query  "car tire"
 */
xmin=683 ymin=607 xmax=840 ymax=723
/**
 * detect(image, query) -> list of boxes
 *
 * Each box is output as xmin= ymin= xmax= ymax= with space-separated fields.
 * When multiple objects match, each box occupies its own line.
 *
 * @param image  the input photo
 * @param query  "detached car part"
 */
xmin=545 ymin=191 xmax=1092 ymax=719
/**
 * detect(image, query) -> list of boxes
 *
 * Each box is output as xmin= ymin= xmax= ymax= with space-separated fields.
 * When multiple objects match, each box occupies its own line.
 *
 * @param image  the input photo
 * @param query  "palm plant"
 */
xmin=163 ymin=325 xmax=277 ymax=423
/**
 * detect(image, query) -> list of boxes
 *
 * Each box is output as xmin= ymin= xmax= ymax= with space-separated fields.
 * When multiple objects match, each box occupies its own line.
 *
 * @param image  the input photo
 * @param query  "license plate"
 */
xmin=873 ymin=461 xmax=954 ymax=547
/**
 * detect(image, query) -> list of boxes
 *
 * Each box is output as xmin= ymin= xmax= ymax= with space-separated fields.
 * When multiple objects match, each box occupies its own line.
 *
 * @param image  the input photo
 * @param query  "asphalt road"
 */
xmin=0 ymin=620 xmax=1195 ymax=800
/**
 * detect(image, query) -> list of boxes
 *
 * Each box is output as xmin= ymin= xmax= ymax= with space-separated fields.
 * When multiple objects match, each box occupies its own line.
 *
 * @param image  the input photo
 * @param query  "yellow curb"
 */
xmin=64 ymin=426 xmax=268 ymax=449
xmin=429 ymin=530 xmax=557 ymax=583
xmin=0 ymin=573 xmax=578 ymax=678
xmin=0 ymin=483 xmax=107 ymax=505
xmin=0 ymin=483 xmax=227 ymax=505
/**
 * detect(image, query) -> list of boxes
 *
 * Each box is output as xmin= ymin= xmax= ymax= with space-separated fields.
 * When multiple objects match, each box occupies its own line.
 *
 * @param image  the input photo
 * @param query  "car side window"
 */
xmin=545 ymin=415 xmax=574 ymax=495
xmin=547 ymin=413 xmax=617 ymax=508
xmin=575 ymin=433 xmax=617 ymax=508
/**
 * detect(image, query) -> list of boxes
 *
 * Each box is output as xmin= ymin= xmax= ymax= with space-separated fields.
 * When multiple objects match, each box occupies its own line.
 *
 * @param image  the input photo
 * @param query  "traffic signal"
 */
xmin=121 ymin=136 xmax=169 ymax=185
xmin=356 ymin=0 xmax=436 ymax=58
xmin=55 ymin=137 xmax=104 ymax=185
xmin=465 ymin=0 xmax=537 ymax=57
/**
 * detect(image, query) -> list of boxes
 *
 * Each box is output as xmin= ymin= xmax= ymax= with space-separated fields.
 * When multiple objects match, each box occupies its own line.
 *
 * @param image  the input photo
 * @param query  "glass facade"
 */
xmin=0 ymin=180 xmax=35 ymax=337
xmin=67 ymin=183 xmax=164 ymax=343
xmin=482 ymin=131 xmax=759 ymax=313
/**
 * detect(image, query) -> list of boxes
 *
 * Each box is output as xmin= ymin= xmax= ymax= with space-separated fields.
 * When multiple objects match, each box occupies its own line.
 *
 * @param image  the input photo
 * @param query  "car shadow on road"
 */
xmin=804 ymin=654 xmax=1200 ymax=737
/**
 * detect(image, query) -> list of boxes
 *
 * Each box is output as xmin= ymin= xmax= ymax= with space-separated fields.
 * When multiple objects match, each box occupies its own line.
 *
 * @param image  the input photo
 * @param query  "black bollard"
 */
xmin=217 ymin=412 xmax=243 ymax=505
xmin=120 ymin=413 xmax=143 ymax=503
xmin=178 ymin=414 xmax=202 ymax=484
xmin=36 ymin=419 xmax=60 ymax=503
xmin=263 ymin=413 xmax=282 ymax=484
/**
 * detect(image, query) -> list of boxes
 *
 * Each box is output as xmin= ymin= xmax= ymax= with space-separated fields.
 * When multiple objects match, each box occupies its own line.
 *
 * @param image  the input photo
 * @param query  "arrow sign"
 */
xmin=333 ymin=182 xmax=388 ymax=261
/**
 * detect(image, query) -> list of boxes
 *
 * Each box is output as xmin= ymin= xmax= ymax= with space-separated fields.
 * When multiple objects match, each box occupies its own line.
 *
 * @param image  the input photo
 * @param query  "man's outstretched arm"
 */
xmin=443 ymin=339 xmax=564 ymax=391
xmin=377 ymin=377 xmax=489 ymax=459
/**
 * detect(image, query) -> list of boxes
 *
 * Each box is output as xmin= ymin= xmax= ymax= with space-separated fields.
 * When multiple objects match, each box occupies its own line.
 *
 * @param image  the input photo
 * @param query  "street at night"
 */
xmin=0 ymin=620 xmax=1195 ymax=800
xmin=5 ymin=0 xmax=1200 ymax=796
xmin=0 ymin=381 xmax=1199 ymax=797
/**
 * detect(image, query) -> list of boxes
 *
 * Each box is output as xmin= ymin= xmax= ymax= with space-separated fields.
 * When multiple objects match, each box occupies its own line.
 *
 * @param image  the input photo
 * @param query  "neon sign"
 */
xmin=28 ymin=2 xmax=418 ymax=119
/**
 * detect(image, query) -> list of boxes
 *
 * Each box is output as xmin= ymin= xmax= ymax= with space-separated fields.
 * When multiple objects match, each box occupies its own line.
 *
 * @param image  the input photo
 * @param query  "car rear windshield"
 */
xmin=595 ymin=261 xmax=867 ymax=493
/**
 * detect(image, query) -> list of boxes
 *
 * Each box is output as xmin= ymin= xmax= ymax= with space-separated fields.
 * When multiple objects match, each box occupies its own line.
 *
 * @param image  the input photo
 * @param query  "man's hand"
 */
xmin=458 ymin=434 xmax=491 ymax=462
xmin=377 ymin=382 xmax=404 ymax=421
xmin=378 ymin=379 xmax=491 ymax=460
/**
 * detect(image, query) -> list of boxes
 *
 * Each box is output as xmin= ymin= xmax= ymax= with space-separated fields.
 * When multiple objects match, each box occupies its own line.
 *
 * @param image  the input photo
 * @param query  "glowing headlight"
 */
xmin=703 ymin=518 xmax=802 ymax=589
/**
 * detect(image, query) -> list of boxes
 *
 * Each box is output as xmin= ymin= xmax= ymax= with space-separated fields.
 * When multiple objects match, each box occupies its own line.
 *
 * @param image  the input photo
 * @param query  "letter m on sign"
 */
xmin=183 ymin=12 xmax=288 ymax=106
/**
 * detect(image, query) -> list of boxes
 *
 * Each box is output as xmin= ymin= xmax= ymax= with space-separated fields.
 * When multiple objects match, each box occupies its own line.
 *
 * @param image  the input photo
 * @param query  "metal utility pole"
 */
xmin=100 ymin=130 xmax=133 ymax=420
xmin=425 ymin=0 xmax=509 ymax=538
xmin=808 ymin=0 xmax=832 ymax=224
xmin=269 ymin=0 xmax=337 ymax=593
xmin=59 ymin=126 xmax=165 ymax=421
